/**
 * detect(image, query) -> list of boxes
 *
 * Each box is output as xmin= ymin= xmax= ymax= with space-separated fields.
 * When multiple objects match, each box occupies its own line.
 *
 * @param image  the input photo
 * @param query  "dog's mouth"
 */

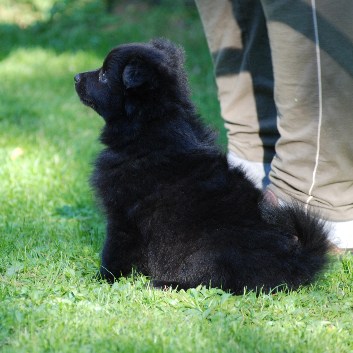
xmin=80 ymin=97 xmax=96 ymax=109
xmin=75 ymin=83 xmax=97 ymax=110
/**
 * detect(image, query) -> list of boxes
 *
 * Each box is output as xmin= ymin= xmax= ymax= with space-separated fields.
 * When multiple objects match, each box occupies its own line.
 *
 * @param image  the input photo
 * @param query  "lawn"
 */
xmin=0 ymin=1 xmax=352 ymax=352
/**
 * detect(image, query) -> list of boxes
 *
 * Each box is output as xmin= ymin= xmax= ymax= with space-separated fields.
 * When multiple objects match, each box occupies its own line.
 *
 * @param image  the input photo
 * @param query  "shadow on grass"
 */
xmin=55 ymin=204 xmax=97 ymax=220
xmin=0 ymin=0 xmax=199 ymax=61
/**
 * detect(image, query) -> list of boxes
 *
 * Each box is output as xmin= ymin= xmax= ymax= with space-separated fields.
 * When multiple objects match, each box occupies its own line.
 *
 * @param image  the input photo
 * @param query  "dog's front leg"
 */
xmin=99 ymin=220 xmax=142 ymax=283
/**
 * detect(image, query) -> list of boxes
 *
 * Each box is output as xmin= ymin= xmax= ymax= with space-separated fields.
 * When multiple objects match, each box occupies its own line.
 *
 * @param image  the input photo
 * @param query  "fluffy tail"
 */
xmin=261 ymin=201 xmax=332 ymax=289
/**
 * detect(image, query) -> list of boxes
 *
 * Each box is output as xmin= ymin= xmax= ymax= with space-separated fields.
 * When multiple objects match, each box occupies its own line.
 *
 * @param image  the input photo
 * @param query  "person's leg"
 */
xmin=195 ymin=0 xmax=279 ymax=188
xmin=261 ymin=0 xmax=353 ymax=247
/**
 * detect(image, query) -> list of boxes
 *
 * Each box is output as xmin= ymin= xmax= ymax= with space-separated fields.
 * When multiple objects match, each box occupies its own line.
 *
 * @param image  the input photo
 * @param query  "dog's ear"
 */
xmin=122 ymin=60 xmax=154 ymax=89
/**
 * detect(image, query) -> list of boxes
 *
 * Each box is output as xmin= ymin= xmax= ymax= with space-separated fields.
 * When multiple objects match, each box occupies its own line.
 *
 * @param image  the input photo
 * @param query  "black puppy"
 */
xmin=75 ymin=39 xmax=330 ymax=294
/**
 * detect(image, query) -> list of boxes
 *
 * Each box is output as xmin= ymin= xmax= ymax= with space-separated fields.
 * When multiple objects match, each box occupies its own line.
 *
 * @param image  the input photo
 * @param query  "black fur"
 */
xmin=75 ymin=39 xmax=331 ymax=294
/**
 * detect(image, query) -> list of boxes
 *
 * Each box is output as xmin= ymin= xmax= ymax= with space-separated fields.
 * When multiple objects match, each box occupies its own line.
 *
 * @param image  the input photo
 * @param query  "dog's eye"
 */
xmin=99 ymin=70 xmax=108 ymax=83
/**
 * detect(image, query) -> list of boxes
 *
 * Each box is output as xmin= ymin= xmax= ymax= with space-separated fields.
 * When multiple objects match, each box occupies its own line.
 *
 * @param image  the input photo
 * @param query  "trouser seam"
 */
xmin=305 ymin=0 xmax=323 ymax=210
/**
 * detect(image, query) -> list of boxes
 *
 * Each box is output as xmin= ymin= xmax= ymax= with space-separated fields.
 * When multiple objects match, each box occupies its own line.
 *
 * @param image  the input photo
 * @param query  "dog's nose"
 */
xmin=74 ymin=74 xmax=81 ymax=83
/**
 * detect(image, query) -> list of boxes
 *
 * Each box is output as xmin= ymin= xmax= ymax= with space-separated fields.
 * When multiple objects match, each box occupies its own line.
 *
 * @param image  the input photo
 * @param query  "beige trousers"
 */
xmin=196 ymin=0 xmax=353 ymax=221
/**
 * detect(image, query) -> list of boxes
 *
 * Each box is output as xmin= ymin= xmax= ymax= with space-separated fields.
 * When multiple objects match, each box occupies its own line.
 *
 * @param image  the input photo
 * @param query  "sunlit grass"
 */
xmin=1 ymin=1 xmax=352 ymax=353
xmin=0 ymin=49 xmax=102 ymax=227
xmin=0 ymin=0 xmax=53 ymax=27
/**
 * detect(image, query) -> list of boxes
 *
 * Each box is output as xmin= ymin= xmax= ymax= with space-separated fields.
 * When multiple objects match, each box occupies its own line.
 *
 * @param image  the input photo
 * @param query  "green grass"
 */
xmin=1 ymin=1 xmax=353 ymax=352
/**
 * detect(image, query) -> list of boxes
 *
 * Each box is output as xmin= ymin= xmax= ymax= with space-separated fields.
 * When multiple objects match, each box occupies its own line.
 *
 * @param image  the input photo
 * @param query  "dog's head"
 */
xmin=74 ymin=38 xmax=189 ymax=122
